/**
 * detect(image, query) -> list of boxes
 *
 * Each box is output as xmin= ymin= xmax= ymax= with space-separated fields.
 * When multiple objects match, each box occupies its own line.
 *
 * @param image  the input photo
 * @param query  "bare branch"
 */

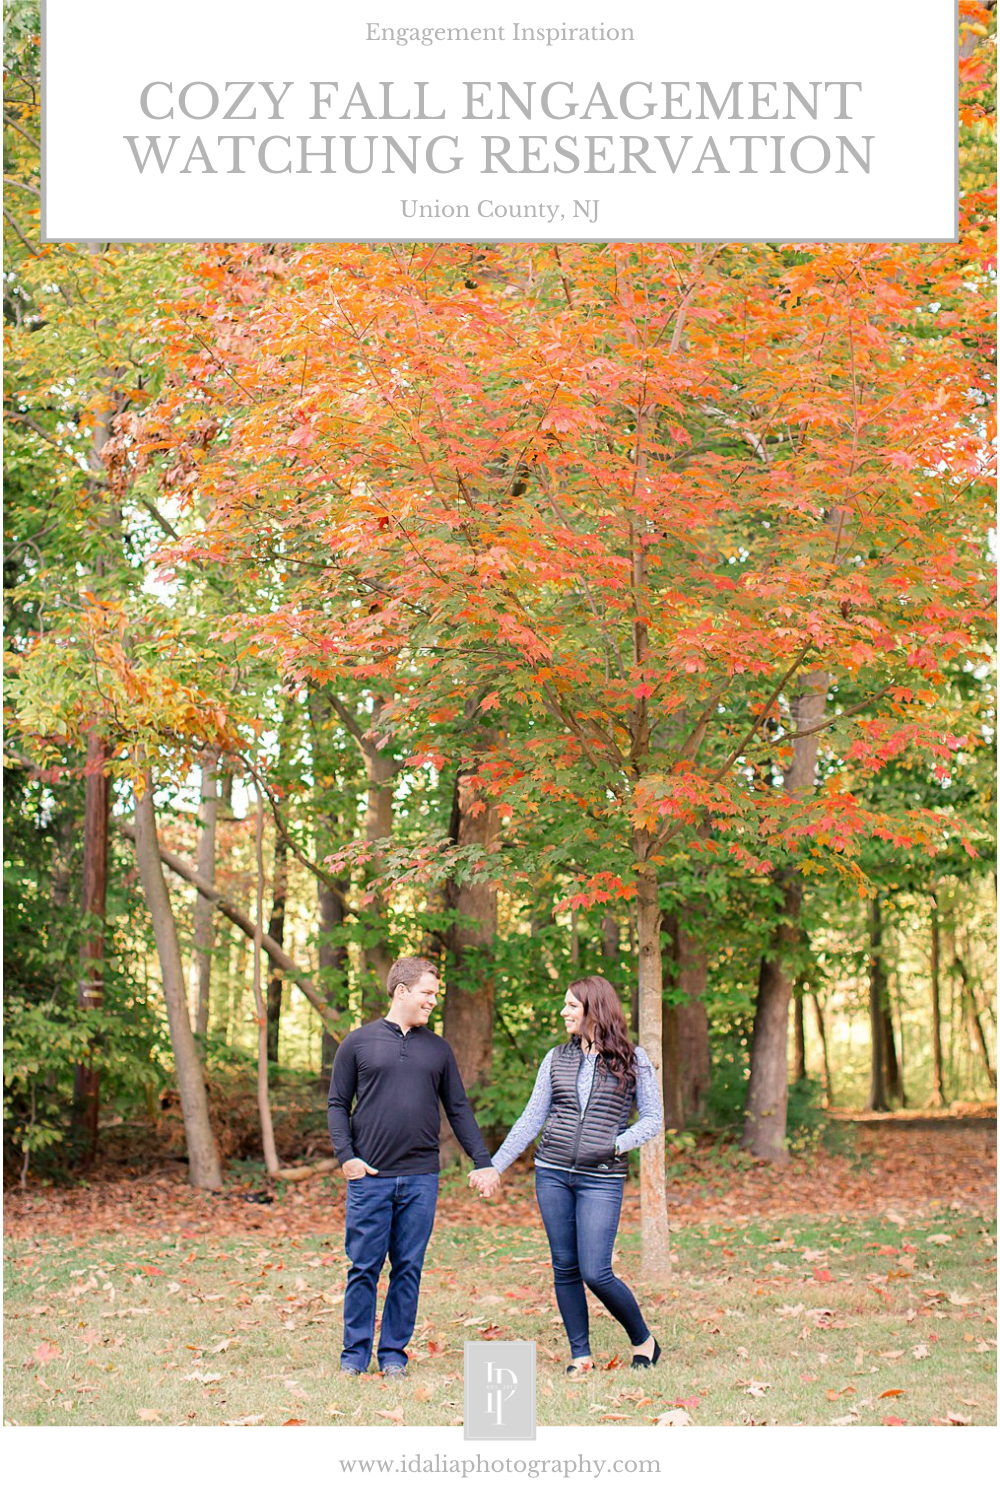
xmin=3 ymin=207 xmax=40 ymax=258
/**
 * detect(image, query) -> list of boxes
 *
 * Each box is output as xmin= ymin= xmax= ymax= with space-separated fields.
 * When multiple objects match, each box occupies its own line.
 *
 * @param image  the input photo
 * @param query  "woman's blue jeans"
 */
xmin=535 ymin=1165 xmax=651 ymax=1359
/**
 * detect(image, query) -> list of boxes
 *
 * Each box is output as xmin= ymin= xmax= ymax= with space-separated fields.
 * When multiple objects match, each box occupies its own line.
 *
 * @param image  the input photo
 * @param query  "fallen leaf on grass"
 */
xmin=31 ymin=1341 xmax=61 ymax=1366
xmin=282 ymin=1419 xmax=307 ymax=1426
xmin=655 ymin=1409 xmax=694 ymax=1426
xmin=825 ymin=1387 xmax=856 ymax=1400
xmin=375 ymin=1406 xmax=405 ymax=1424
xmin=882 ymin=1416 xmax=906 ymax=1426
xmin=912 ymin=1345 xmax=930 ymax=1360
xmin=829 ymin=1413 xmax=858 ymax=1426
xmin=600 ymin=1413 xmax=629 ymax=1421
xmin=926 ymin=1234 xmax=953 ymax=1246
xmin=223 ymin=1415 xmax=265 ymax=1426
xmin=182 ymin=1371 xmax=223 ymax=1384
xmin=948 ymin=1292 xmax=973 ymax=1306
xmin=746 ymin=1382 xmax=770 ymax=1398
xmin=879 ymin=1389 xmax=905 ymax=1399
xmin=136 ymin=1409 xmax=162 ymax=1422
xmin=943 ymin=1411 xmax=971 ymax=1426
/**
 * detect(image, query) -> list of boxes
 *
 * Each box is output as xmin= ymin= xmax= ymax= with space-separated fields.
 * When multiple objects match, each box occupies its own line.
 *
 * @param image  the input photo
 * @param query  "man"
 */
xmin=327 ymin=954 xmax=498 ymax=1376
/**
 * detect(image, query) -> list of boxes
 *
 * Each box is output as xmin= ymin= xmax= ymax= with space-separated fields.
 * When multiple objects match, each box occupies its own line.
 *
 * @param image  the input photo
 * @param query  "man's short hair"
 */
xmin=386 ymin=955 xmax=439 ymax=998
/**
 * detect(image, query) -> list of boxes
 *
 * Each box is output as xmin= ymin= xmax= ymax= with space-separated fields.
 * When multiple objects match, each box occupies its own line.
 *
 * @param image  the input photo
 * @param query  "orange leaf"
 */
xmin=375 ymin=1406 xmax=405 ymax=1423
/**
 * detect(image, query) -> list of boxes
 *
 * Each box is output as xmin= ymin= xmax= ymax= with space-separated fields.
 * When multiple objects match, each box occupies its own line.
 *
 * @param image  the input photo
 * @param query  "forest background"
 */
xmin=3 ymin=1 xmax=996 ymax=1285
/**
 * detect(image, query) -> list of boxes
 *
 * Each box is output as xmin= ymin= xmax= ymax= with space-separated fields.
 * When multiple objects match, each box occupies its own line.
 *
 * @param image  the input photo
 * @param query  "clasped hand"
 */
xmin=468 ymin=1167 xmax=501 ymax=1198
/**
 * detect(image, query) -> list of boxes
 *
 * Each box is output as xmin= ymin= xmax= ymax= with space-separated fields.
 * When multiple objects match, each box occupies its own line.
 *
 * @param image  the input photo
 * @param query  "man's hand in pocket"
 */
xmin=342 ymin=1158 xmax=379 ymax=1180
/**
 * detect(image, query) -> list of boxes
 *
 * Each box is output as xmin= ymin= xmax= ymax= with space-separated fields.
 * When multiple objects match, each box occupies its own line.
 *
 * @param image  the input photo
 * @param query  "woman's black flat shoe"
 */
xmin=631 ymin=1338 xmax=661 ymax=1369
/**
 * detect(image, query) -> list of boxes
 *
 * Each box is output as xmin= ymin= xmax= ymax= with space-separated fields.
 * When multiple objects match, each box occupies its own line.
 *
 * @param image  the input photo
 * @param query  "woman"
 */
xmin=475 ymin=976 xmax=663 ymax=1374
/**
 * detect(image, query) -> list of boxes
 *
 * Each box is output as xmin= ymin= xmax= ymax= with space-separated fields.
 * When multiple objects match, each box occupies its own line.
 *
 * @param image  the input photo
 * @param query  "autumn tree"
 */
xmin=138 ymin=200 xmax=994 ymax=1266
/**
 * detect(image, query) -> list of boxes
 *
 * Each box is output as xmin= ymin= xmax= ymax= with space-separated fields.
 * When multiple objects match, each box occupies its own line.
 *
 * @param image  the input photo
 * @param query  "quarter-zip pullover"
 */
xmin=327 ymin=1017 xmax=493 ymax=1176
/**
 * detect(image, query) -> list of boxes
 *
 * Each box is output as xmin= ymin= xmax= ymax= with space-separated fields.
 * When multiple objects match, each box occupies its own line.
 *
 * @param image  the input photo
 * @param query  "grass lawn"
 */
xmin=5 ymin=1193 xmax=995 ymax=1427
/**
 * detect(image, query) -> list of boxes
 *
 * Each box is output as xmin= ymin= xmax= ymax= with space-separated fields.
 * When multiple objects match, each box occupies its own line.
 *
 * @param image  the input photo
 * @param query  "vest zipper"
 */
xmin=568 ymin=1053 xmax=597 ymax=1169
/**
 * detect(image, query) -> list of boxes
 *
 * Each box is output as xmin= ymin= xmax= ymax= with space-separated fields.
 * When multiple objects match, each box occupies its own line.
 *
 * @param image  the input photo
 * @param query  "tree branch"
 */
xmin=3 ymin=206 xmax=40 ymax=257
xmin=117 ymin=820 xmax=342 ymax=1039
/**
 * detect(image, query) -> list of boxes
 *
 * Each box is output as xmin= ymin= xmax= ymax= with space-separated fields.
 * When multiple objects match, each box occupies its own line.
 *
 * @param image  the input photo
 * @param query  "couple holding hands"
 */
xmin=327 ymin=955 xmax=663 ymax=1378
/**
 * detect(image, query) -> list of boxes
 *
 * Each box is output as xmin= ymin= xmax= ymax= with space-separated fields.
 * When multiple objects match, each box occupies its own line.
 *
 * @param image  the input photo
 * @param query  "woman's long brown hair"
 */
xmin=568 ymin=976 xmax=636 ymax=1086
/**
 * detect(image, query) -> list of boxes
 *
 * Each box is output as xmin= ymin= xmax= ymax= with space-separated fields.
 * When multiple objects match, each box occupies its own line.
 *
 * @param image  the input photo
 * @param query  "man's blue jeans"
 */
xmin=341 ymin=1172 xmax=439 ymax=1372
xmin=535 ymin=1165 xmax=650 ymax=1359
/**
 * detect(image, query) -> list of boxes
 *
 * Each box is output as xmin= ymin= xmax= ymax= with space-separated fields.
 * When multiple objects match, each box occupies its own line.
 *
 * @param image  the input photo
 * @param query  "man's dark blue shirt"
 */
xmin=327 ymin=1018 xmax=492 ymax=1176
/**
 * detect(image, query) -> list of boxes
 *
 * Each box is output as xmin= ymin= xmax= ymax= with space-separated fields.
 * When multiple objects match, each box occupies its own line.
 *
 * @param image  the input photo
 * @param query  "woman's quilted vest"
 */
xmin=535 ymin=1040 xmax=635 ymax=1176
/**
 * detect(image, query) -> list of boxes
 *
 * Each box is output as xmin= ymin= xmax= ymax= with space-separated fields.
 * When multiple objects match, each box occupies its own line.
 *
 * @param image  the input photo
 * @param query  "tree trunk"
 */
xmin=809 ymin=987 xmax=833 ymax=1105
xmin=132 ymin=785 xmax=223 ymax=1189
xmin=628 ymin=914 xmax=640 ymax=1035
xmin=73 ymin=730 xmax=110 ymax=1160
xmin=265 ymin=830 xmax=288 ymax=1063
xmin=929 ymin=895 xmax=946 ymax=1106
xmin=743 ymin=885 xmax=800 ymax=1161
xmin=441 ymin=766 xmax=499 ymax=1161
xmin=601 ymin=913 xmax=621 ymax=962
xmin=866 ymin=895 xmax=889 ymax=1112
xmin=635 ymin=851 xmax=670 ymax=1282
xmin=253 ymin=798 xmax=280 ymax=1175
xmin=190 ymin=751 xmax=220 ymax=1037
xmin=742 ymin=670 xmax=828 ymax=1161
xmin=71 ymin=380 xmax=119 ymax=1155
xmin=662 ymin=909 xmax=711 ymax=1128
xmin=882 ymin=988 xmax=904 ymax=1105
xmin=318 ymin=880 xmax=346 ymax=1080
xmin=51 ymin=802 xmax=77 ymax=913
xmin=306 ymin=684 xmax=351 ymax=1078
xmin=954 ymin=950 xmax=996 ymax=1090
xmin=661 ymin=1003 xmax=684 ymax=1132
xmin=792 ymin=985 xmax=807 ymax=1083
